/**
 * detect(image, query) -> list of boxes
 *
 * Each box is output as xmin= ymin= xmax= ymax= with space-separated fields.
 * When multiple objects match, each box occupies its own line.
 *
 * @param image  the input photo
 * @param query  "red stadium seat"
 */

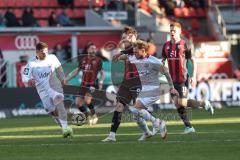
xmin=196 ymin=8 xmax=206 ymax=17
xmin=41 ymin=0 xmax=49 ymax=7
xmin=15 ymin=0 xmax=24 ymax=7
xmin=174 ymin=8 xmax=183 ymax=17
xmin=182 ymin=7 xmax=190 ymax=18
xmin=40 ymin=9 xmax=50 ymax=18
xmin=32 ymin=0 xmax=41 ymax=7
xmin=75 ymin=0 xmax=88 ymax=7
xmin=14 ymin=9 xmax=23 ymax=18
xmin=0 ymin=0 xmax=6 ymax=7
xmin=65 ymin=9 xmax=74 ymax=18
xmin=93 ymin=0 xmax=105 ymax=7
xmin=48 ymin=0 xmax=58 ymax=7
xmin=6 ymin=0 xmax=15 ymax=7
xmin=24 ymin=0 xmax=32 ymax=6
xmin=188 ymin=7 xmax=196 ymax=17
xmin=39 ymin=20 xmax=48 ymax=27
xmin=33 ymin=9 xmax=41 ymax=19
xmin=73 ymin=9 xmax=85 ymax=18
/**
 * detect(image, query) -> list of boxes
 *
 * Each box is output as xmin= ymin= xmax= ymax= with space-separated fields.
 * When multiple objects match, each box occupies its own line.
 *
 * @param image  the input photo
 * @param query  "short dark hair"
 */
xmin=170 ymin=21 xmax=182 ymax=29
xmin=134 ymin=40 xmax=149 ymax=51
xmin=123 ymin=26 xmax=138 ymax=36
xmin=36 ymin=42 xmax=48 ymax=51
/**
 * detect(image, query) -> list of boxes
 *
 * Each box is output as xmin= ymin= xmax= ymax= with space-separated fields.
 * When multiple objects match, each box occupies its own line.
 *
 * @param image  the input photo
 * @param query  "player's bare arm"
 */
xmin=160 ymin=64 xmax=179 ymax=96
xmin=99 ymin=69 xmax=105 ymax=90
xmin=56 ymin=66 xmax=66 ymax=85
xmin=65 ymin=68 xmax=79 ymax=82
xmin=189 ymin=57 xmax=197 ymax=86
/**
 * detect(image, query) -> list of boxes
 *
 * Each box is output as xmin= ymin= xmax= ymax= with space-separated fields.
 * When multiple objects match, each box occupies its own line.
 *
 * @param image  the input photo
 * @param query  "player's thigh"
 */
xmin=136 ymin=96 xmax=159 ymax=109
xmin=174 ymin=83 xmax=188 ymax=98
xmin=41 ymin=96 xmax=55 ymax=114
xmin=75 ymin=96 xmax=84 ymax=106
xmin=116 ymin=85 xmax=133 ymax=106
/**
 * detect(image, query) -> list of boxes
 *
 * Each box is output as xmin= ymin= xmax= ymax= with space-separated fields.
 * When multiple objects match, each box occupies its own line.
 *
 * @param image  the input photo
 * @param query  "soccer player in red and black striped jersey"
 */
xmin=162 ymin=21 xmax=214 ymax=134
xmin=102 ymin=26 xmax=144 ymax=142
xmin=66 ymin=42 xmax=105 ymax=125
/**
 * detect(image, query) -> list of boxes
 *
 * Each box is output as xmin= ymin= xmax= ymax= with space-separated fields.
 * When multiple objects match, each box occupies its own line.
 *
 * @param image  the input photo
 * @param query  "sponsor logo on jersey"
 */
xmin=38 ymin=72 xmax=51 ymax=78
xmin=23 ymin=68 xmax=29 ymax=75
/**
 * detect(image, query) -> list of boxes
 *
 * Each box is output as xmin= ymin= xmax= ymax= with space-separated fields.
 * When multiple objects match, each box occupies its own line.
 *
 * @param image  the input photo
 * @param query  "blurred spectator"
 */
xmin=57 ymin=9 xmax=74 ymax=26
xmin=48 ymin=11 xmax=60 ymax=27
xmin=64 ymin=39 xmax=73 ymax=61
xmin=148 ymin=0 xmax=165 ymax=16
xmin=16 ymin=55 xmax=28 ymax=87
xmin=0 ymin=49 xmax=7 ymax=88
xmin=0 ymin=11 xmax=6 ymax=27
xmin=4 ymin=8 xmax=20 ymax=27
xmin=53 ymin=44 xmax=67 ymax=62
xmin=81 ymin=41 xmax=108 ymax=61
xmin=22 ymin=7 xmax=39 ymax=27
xmin=159 ymin=0 xmax=174 ymax=16
xmin=173 ymin=0 xmax=185 ymax=8
xmin=57 ymin=0 xmax=73 ymax=6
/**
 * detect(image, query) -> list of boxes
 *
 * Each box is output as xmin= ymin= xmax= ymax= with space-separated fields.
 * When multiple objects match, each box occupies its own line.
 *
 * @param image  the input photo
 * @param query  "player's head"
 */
xmin=133 ymin=40 xmax=149 ymax=59
xmin=119 ymin=26 xmax=138 ymax=49
xmin=170 ymin=21 xmax=182 ymax=41
xmin=36 ymin=42 xmax=48 ymax=60
xmin=86 ymin=42 xmax=97 ymax=56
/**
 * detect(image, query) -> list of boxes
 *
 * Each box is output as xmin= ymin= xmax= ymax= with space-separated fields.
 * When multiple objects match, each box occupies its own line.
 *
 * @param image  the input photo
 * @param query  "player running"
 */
xmin=102 ymin=27 xmax=163 ymax=142
xmin=65 ymin=42 xmax=105 ymax=125
xmin=118 ymin=40 xmax=177 ymax=141
xmin=22 ymin=42 xmax=73 ymax=138
xmin=162 ymin=21 xmax=214 ymax=134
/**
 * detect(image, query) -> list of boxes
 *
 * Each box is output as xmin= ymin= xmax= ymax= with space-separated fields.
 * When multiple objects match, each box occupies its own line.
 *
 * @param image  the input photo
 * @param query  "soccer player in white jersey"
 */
xmin=117 ymin=40 xmax=178 ymax=141
xmin=22 ymin=42 xmax=73 ymax=138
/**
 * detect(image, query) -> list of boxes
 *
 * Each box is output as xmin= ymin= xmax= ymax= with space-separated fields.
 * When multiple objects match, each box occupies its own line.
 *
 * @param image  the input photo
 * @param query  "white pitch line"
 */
xmin=0 ymin=139 xmax=240 ymax=147
xmin=0 ymin=130 xmax=240 ymax=139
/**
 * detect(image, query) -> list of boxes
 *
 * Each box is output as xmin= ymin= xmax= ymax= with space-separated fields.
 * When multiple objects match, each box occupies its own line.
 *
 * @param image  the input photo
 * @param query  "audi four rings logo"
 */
xmin=15 ymin=35 xmax=40 ymax=50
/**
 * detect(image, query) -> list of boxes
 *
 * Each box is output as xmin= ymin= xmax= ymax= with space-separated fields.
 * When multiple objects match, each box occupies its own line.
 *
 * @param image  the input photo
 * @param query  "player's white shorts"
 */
xmin=41 ymin=96 xmax=56 ymax=113
xmin=136 ymin=96 xmax=160 ymax=108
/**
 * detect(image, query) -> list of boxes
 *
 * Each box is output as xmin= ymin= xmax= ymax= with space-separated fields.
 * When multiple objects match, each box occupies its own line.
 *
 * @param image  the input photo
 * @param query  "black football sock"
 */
xmin=78 ymin=105 xmax=89 ymax=117
xmin=177 ymin=107 xmax=192 ymax=127
xmin=87 ymin=103 xmax=96 ymax=116
xmin=110 ymin=111 xmax=122 ymax=133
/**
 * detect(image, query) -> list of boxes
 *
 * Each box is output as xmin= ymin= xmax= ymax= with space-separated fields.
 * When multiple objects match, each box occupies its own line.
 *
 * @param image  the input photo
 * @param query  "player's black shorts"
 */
xmin=173 ymin=80 xmax=189 ymax=98
xmin=78 ymin=84 xmax=98 ymax=97
xmin=116 ymin=79 xmax=141 ymax=106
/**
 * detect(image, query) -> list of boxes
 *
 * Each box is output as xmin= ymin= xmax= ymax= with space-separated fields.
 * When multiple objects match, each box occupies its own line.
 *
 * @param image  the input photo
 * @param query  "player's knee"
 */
xmin=116 ymin=102 xmax=124 ymax=112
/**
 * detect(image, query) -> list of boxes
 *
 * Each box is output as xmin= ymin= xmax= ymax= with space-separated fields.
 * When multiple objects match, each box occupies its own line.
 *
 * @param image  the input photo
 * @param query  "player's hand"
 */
xmin=98 ymin=83 xmax=103 ymax=90
xmin=170 ymin=87 xmax=179 ymax=97
xmin=61 ymin=80 xmax=67 ymax=86
xmin=89 ymin=86 xmax=95 ymax=93
xmin=189 ymin=77 xmax=196 ymax=87
xmin=112 ymin=54 xmax=121 ymax=62
xmin=28 ymin=79 xmax=35 ymax=87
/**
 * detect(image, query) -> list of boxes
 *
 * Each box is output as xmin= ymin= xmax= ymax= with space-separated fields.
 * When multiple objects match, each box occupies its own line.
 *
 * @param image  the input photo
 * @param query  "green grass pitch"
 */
xmin=0 ymin=107 xmax=240 ymax=160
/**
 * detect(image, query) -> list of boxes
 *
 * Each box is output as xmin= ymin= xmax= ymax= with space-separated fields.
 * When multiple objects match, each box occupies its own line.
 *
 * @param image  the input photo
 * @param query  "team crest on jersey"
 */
xmin=92 ymin=60 xmax=96 ymax=64
xmin=23 ymin=68 xmax=29 ymax=75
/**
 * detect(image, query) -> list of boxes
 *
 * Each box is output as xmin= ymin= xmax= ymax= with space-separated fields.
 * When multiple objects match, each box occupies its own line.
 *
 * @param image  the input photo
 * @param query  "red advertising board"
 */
xmin=0 ymin=33 xmax=120 ymax=50
xmin=196 ymin=59 xmax=233 ymax=81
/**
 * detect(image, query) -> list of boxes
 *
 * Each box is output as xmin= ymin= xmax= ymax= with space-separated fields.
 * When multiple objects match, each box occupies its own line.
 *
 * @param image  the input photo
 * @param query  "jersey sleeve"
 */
xmin=184 ymin=43 xmax=192 ymax=59
xmin=161 ymin=43 xmax=167 ymax=60
xmin=98 ymin=58 xmax=103 ymax=71
xmin=21 ymin=63 xmax=32 ymax=83
xmin=52 ymin=54 xmax=62 ymax=69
